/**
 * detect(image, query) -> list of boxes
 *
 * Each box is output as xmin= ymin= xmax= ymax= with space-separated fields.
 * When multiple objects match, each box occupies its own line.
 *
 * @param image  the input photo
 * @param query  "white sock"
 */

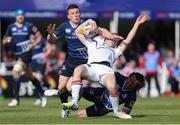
xmin=71 ymin=84 xmax=82 ymax=104
xmin=109 ymin=95 xmax=119 ymax=114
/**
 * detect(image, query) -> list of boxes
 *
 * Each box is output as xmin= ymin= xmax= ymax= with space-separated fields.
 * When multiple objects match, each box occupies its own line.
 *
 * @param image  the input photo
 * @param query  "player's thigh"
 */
xmin=12 ymin=60 xmax=25 ymax=77
xmin=82 ymin=87 xmax=104 ymax=102
xmin=73 ymin=65 xmax=89 ymax=79
xmin=102 ymin=74 xmax=116 ymax=91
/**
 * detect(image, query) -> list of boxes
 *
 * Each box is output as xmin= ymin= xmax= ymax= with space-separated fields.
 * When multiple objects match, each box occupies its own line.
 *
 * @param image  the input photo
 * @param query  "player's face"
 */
xmin=67 ymin=8 xmax=81 ymax=25
xmin=124 ymin=75 xmax=140 ymax=91
xmin=147 ymin=43 xmax=155 ymax=53
xmin=16 ymin=14 xmax=24 ymax=24
xmin=105 ymin=39 xmax=118 ymax=48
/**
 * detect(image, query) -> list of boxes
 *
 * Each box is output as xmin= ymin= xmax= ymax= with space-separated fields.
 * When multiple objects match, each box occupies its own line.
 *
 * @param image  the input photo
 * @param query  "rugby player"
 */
xmin=77 ymin=72 xmax=145 ymax=118
xmin=3 ymin=9 xmax=47 ymax=107
xmin=46 ymin=4 xmax=88 ymax=117
xmin=31 ymin=38 xmax=47 ymax=106
xmin=62 ymin=14 xmax=149 ymax=118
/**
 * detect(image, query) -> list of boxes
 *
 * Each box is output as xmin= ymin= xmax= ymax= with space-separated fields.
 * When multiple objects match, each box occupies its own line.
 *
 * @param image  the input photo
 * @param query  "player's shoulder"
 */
xmin=59 ymin=22 xmax=68 ymax=27
xmin=24 ymin=22 xmax=34 ymax=27
xmin=25 ymin=22 xmax=33 ymax=25
xmin=8 ymin=23 xmax=15 ymax=28
xmin=115 ymin=72 xmax=126 ymax=80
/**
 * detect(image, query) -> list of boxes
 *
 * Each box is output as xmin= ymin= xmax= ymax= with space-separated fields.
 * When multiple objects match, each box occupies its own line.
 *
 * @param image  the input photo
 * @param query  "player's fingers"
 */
xmin=92 ymin=22 xmax=97 ymax=31
xmin=138 ymin=15 xmax=143 ymax=21
xmin=49 ymin=24 xmax=52 ymax=27
xmin=47 ymin=24 xmax=52 ymax=29
xmin=91 ymin=23 xmax=96 ymax=32
xmin=53 ymin=24 xmax=56 ymax=29
xmin=145 ymin=15 xmax=150 ymax=21
xmin=142 ymin=15 xmax=150 ymax=22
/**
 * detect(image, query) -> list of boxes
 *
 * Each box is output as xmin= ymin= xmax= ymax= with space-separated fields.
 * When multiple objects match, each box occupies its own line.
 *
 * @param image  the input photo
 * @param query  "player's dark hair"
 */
xmin=67 ymin=4 xmax=80 ymax=12
xmin=129 ymin=72 xmax=145 ymax=90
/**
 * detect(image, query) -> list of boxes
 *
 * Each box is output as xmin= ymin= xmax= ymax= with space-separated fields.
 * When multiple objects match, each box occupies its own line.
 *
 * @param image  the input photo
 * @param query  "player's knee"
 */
xmin=58 ymin=76 xmax=70 ymax=90
xmin=105 ymin=81 xmax=117 ymax=92
xmin=13 ymin=62 xmax=25 ymax=76
xmin=103 ymin=74 xmax=116 ymax=90
xmin=74 ymin=65 xmax=85 ymax=75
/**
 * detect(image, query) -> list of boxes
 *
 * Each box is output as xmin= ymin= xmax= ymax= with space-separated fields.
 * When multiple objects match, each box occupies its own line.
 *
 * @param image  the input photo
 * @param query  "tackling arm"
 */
xmin=75 ymin=20 xmax=95 ymax=45
xmin=118 ymin=14 xmax=150 ymax=53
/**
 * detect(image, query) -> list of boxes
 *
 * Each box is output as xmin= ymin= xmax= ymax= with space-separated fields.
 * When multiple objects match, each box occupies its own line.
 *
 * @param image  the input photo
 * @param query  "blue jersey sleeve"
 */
xmin=29 ymin=23 xmax=39 ymax=35
xmin=53 ymin=22 xmax=66 ymax=39
xmin=4 ymin=24 xmax=12 ymax=37
xmin=123 ymin=94 xmax=137 ymax=114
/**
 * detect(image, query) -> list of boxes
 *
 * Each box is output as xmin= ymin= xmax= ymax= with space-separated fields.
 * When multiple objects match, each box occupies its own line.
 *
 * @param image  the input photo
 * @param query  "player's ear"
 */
xmin=67 ymin=14 xmax=70 ymax=20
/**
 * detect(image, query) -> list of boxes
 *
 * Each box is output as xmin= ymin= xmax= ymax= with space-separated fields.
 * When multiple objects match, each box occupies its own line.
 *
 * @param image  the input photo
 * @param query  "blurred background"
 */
xmin=0 ymin=0 xmax=179 ymax=98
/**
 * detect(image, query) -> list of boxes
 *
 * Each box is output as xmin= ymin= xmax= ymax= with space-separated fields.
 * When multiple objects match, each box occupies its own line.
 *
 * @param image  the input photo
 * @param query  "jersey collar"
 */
xmin=15 ymin=22 xmax=23 ymax=28
xmin=69 ymin=21 xmax=78 ymax=28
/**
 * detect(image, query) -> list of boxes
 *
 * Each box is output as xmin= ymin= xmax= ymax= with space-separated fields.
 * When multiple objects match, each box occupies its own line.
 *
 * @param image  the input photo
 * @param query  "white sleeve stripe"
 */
xmin=53 ymin=33 xmax=59 ymax=39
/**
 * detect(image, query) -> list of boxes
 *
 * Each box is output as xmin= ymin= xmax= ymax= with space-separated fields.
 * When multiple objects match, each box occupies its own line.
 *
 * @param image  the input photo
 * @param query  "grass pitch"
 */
xmin=0 ymin=96 xmax=180 ymax=124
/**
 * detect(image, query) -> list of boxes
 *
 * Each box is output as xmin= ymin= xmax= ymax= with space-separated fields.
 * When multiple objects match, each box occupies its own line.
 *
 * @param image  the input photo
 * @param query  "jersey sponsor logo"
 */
xmin=61 ymin=65 xmax=66 ymax=71
xmin=121 ymin=94 xmax=127 ymax=99
xmin=65 ymin=28 xmax=71 ymax=33
xmin=12 ymin=27 xmax=17 ymax=32
xmin=12 ymin=32 xmax=28 ymax=35
xmin=17 ymin=29 xmax=22 ymax=32
xmin=23 ymin=26 xmax=27 ymax=31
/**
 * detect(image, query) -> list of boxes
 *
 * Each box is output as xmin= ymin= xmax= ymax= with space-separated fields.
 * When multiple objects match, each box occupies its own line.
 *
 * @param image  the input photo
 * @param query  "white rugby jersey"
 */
xmin=84 ymin=35 xmax=122 ymax=67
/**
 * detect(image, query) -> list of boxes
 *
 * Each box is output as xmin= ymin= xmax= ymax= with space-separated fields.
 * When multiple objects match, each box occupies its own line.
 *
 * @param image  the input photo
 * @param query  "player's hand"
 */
xmin=86 ymin=19 xmax=97 ymax=32
xmin=27 ymin=43 xmax=35 ymax=50
xmin=136 ymin=14 xmax=150 ymax=25
xmin=112 ymin=34 xmax=124 ymax=42
xmin=3 ymin=36 xmax=12 ymax=44
xmin=47 ymin=24 xmax=56 ymax=35
xmin=100 ymin=28 xmax=124 ymax=42
xmin=6 ymin=37 xmax=12 ymax=43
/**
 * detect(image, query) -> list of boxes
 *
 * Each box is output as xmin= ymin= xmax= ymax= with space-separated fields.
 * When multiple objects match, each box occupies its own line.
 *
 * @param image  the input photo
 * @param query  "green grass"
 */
xmin=0 ymin=96 xmax=180 ymax=124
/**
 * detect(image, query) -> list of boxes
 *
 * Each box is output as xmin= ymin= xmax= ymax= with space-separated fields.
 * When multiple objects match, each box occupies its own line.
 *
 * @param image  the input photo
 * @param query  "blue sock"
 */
xmin=58 ymin=88 xmax=69 ymax=103
xmin=13 ymin=77 xmax=22 ymax=102
xmin=31 ymin=78 xmax=44 ymax=97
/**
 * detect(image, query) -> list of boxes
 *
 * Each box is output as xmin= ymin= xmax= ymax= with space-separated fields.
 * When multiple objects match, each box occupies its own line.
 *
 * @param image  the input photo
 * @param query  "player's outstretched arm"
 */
xmin=30 ymin=31 xmax=43 ymax=49
xmin=98 ymin=28 xmax=124 ymax=41
xmin=75 ymin=22 xmax=87 ymax=45
xmin=47 ymin=24 xmax=57 ymax=43
xmin=118 ymin=14 xmax=150 ymax=53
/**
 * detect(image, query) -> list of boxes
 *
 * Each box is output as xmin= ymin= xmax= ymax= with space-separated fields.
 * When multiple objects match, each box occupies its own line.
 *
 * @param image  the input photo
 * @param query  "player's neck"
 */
xmin=69 ymin=21 xmax=78 ymax=28
xmin=15 ymin=22 xmax=23 ymax=27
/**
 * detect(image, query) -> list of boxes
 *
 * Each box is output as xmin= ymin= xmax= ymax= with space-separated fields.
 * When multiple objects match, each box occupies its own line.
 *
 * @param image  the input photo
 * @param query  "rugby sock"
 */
xmin=13 ymin=77 xmax=22 ymax=102
xmin=109 ymin=91 xmax=119 ymax=114
xmin=71 ymin=80 xmax=82 ymax=104
xmin=31 ymin=77 xmax=44 ymax=96
xmin=58 ymin=88 xmax=69 ymax=103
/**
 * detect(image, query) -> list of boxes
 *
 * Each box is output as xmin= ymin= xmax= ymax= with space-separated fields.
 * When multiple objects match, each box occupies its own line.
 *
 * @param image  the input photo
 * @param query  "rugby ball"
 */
xmin=82 ymin=23 xmax=97 ymax=37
